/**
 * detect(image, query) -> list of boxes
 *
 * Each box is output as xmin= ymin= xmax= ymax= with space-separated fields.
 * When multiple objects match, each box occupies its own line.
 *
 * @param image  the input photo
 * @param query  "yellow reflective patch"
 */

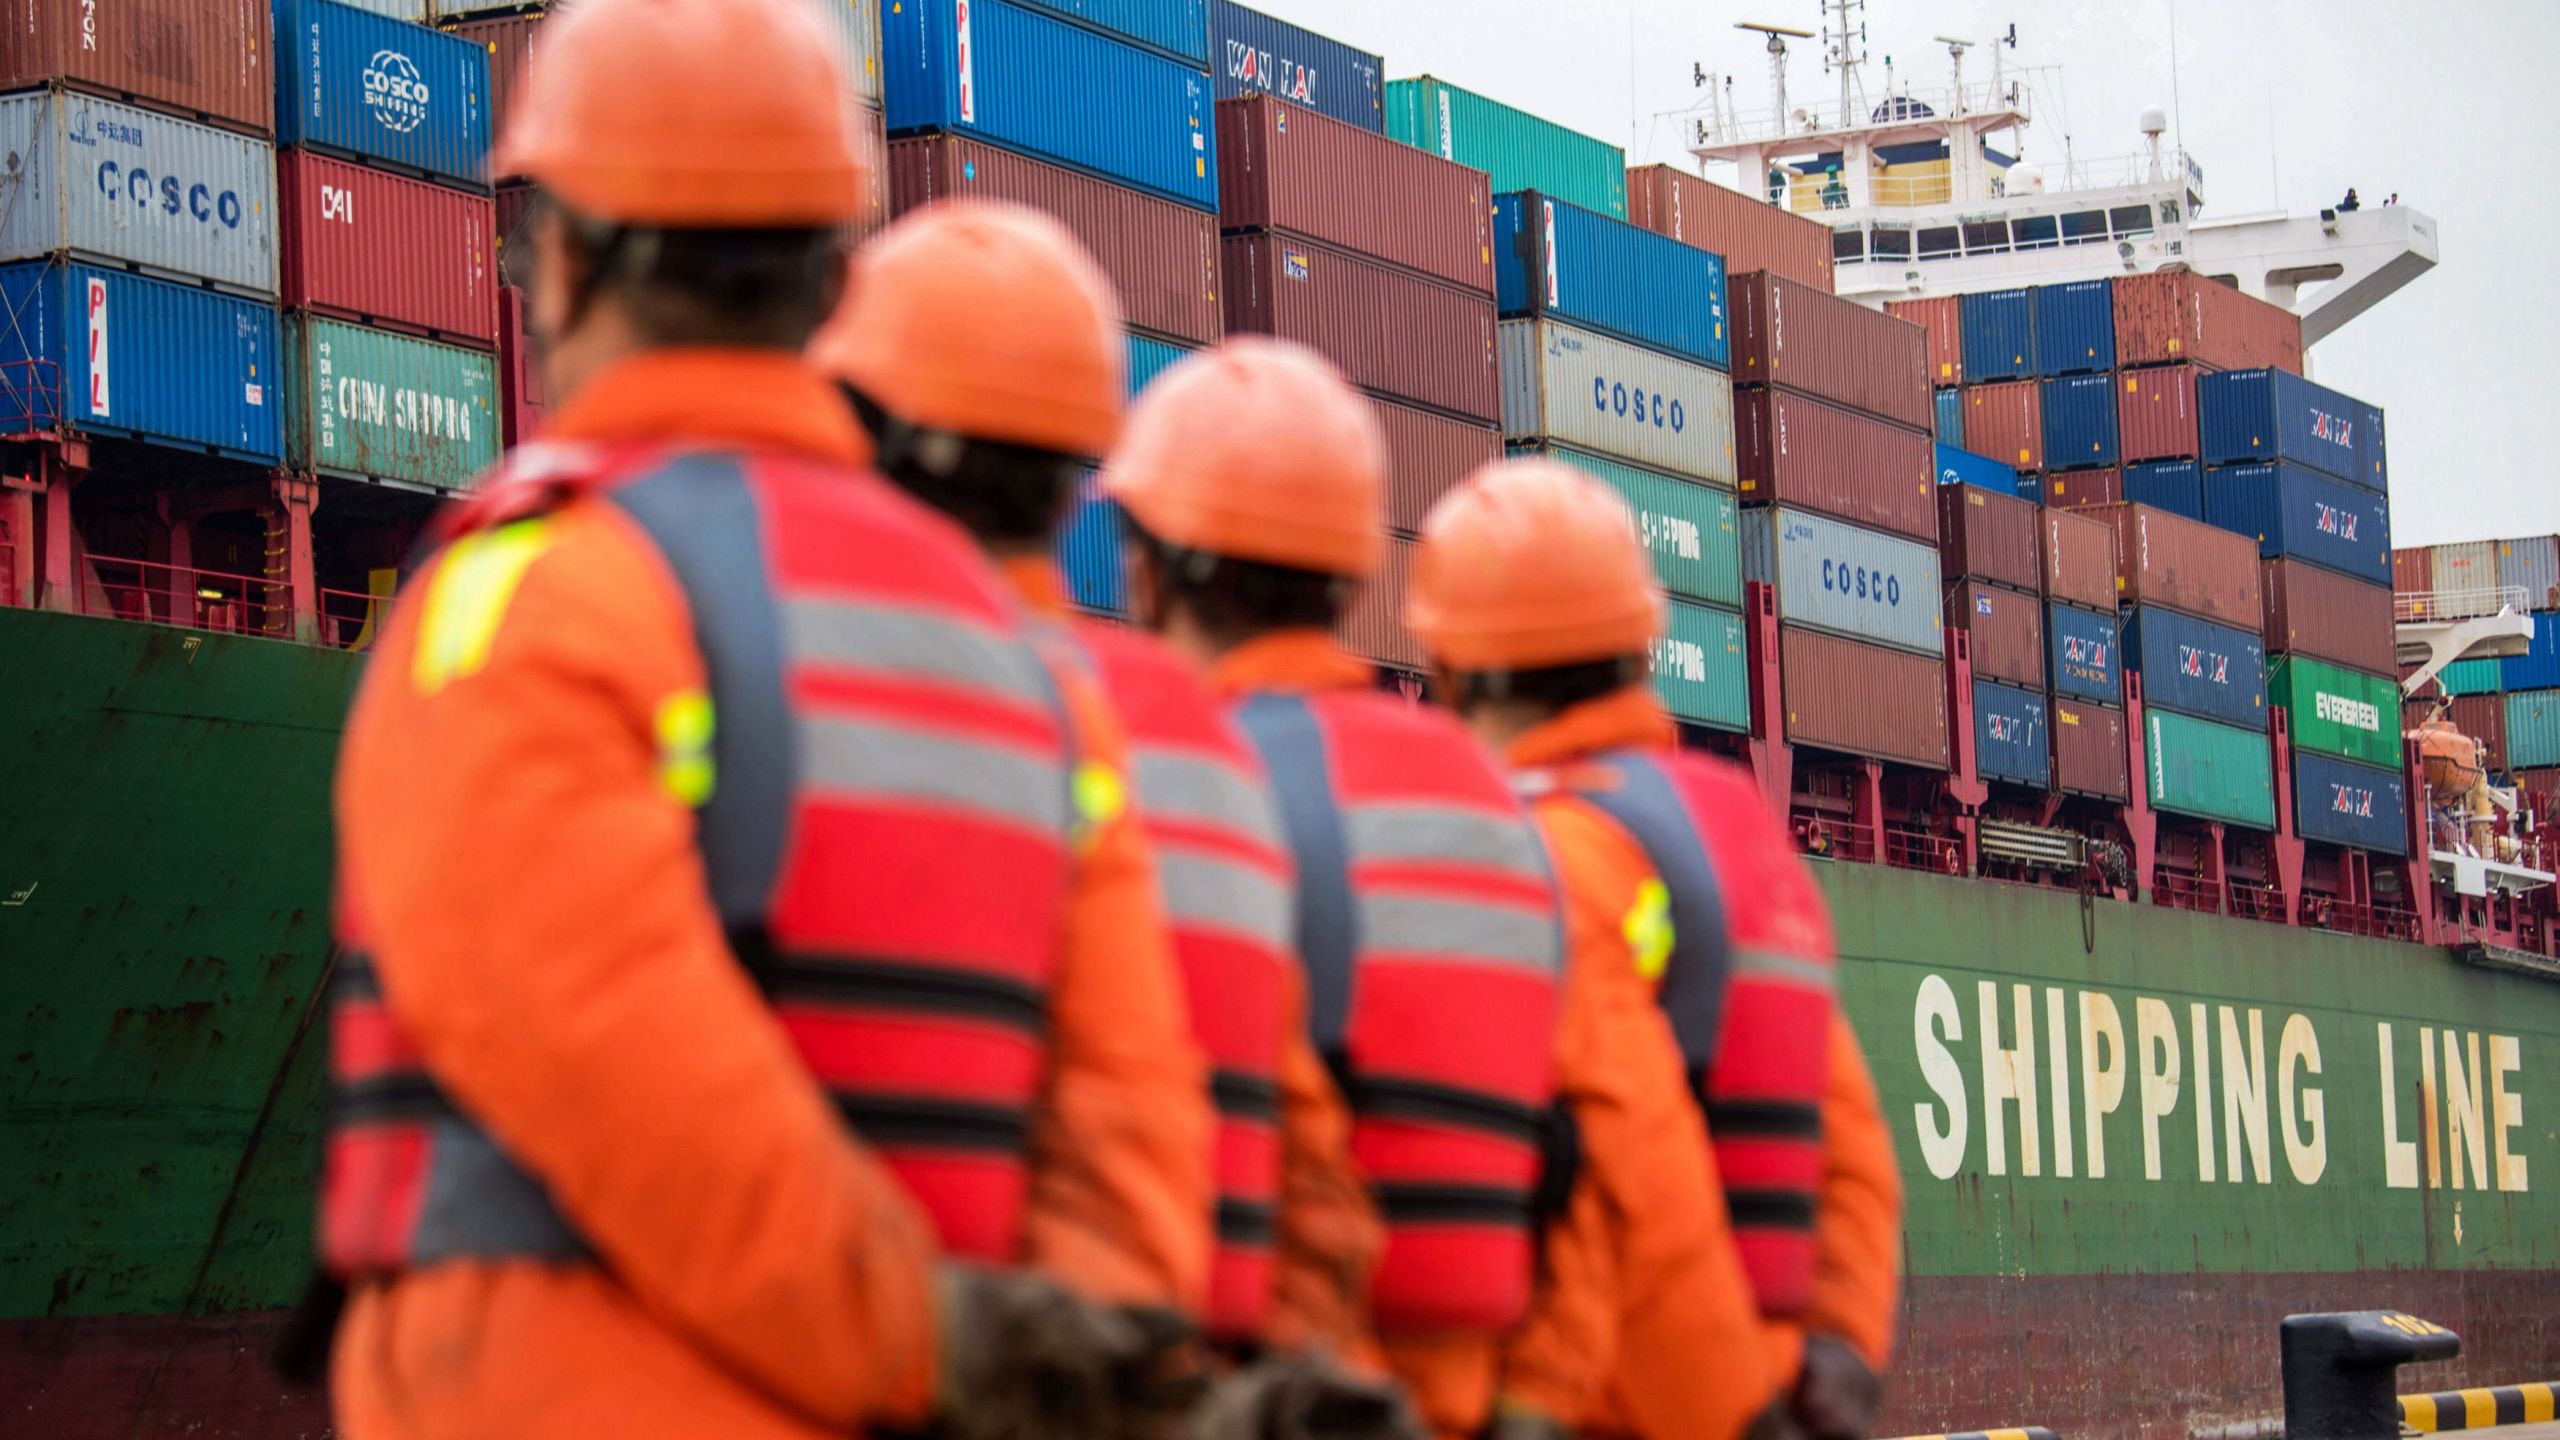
xmin=656 ymin=690 xmax=716 ymax=806
xmin=412 ymin=520 xmax=555 ymax=695
xmin=1071 ymin=760 xmax=1127 ymax=849
xmin=1622 ymin=877 xmax=1675 ymax=980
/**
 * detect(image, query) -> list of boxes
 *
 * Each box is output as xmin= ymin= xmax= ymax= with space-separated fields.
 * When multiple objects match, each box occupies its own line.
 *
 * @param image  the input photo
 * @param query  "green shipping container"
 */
xmin=1386 ymin=77 xmax=1627 ymax=217
xmin=1512 ymin=443 xmax=1739 ymax=607
xmin=1654 ymin=599 xmax=1747 ymax=733
xmin=2144 ymin=707 xmax=2276 ymax=828
xmin=2268 ymin=655 xmax=2399 ymax=768
xmin=2508 ymin=688 xmax=2560 ymax=769
xmin=2438 ymin=657 xmax=2504 ymax=696
xmin=284 ymin=316 xmax=500 ymax=491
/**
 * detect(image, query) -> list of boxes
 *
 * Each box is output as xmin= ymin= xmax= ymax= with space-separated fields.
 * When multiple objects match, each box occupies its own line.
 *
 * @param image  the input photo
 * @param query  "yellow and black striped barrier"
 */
xmin=2400 ymin=1383 xmax=2560 ymax=1432
xmin=1886 ymin=1429 xmax=2061 ymax=1440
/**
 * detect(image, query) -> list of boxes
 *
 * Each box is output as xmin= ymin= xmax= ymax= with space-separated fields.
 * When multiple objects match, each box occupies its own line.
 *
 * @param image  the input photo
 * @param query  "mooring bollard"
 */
xmin=2281 ymin=1311 xmax=2462 ymax=1440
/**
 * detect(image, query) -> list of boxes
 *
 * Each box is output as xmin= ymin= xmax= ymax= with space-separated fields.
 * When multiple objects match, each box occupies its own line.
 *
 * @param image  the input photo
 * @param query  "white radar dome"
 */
xmin=2008 ymin=162 xmax=2045 ymax=193
xmin=2139 ymin=105 xmax=2169 ymax=137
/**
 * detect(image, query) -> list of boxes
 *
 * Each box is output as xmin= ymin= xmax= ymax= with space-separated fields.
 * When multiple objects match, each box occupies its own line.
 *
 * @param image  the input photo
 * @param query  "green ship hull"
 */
xmin=1 ymin=604 xmax=2552 ymax=1438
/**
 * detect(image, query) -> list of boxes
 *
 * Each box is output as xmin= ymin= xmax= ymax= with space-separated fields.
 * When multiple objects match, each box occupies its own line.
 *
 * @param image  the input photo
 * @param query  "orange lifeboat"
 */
xmin=2412 ymin=716 xmax=2484 ymax=806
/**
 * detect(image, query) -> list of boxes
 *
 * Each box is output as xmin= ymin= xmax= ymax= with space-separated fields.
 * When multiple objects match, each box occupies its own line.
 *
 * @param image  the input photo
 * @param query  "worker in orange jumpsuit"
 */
xmin=307 ymin=1 xmax=1192 ymax=1435
xmin=1100 ymin=338 xmax=1787 ymax=1440
xmin=1404 ymin=459 xmax=1906 ymax=1440
xmin=810 ymin=200 xmax=1408 ymax=1436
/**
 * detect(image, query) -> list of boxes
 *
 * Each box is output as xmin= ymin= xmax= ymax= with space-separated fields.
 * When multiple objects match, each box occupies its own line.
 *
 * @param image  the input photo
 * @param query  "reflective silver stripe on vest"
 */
xmin=1733 ymin=946 xmax=1837 ymax=993
xmin=1344 ymin=803 xmax=1551 ymax=883
xmin=781 ymin=595 xmax=1054 ymax=705
xmin=1356 ymin=891 xmax=1563 ymax=972
xmin=1136 ymin=750 xmax=1285 ymax=846
xmin=1157 ymin=850 xmax=1296 ymax=950
xmin=803 ymin=714 xmax=1071 ymax=836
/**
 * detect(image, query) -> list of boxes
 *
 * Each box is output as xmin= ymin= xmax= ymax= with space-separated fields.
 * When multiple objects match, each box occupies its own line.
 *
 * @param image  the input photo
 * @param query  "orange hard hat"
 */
xmin=811 ymin=199 xmax=1127 ymax=457
xmin=1405 ymin=458 xmax=1666 ymax=673
xmin=493 ymin=0 xmax=873 ymax=227
xmin=1101 ymin=338 xmax=1385 ymax=578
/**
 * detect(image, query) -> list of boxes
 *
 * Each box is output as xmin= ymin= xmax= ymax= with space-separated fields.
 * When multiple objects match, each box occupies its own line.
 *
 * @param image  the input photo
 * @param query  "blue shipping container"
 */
xmin=2121 ymin=604 xmax=2267 ymax=728
xmin=2197 ymin=367 xmax=2380 ymax=490
xmin=2360 ymin=400 xmax=2389 ymax=492
xmin=274 ymin=0 xmax=489 ymax=188
xmin=1126 ymin=331 xmax=1193 ymax=394
xmin=2121 ymin=460 xmax=2204 ymax=521
xmin=2048 ymin=601 xmax=2121 ymax=702
xmin=1935 ymin=443 xmax=2017 ymax=494
xmin=1206 ymin=0 xmax=1380 ymax=131
xmin=2040 ymin=373 xmax=2119 ymax=470
xmin=1974 ymin=679 xmax=2051 ymax=787
xmin=1056 ymin=477 xmax=1126 ymax=615
xmin=1960 ymin=287 xmax=2033 ymax=382
xmin=0 ymin=261 xmax=280 ymax=462
xmin=1014 ymin=0 xmax=1208 ymax=64
xmin=1492 ymin=191 xmax=1727 ymax=370
xmin=1935 ymin=387 xmax=1964 ymax=447
xmin=2201 ymin=461 xmax=2391 ymax=585
xmin=2293 ymin=752 xmax=2409 ymax=855
xmin=2501 ymin=610 xmax=2560 ymax=691
xmin=2031 ymin=279 xmax=2115 ymax=377
xmin=884 ymin=0 xmax=1217 ymax=211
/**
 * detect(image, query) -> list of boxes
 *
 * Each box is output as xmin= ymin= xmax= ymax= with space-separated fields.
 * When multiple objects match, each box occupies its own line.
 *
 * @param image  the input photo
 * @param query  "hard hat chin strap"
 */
xmin=1448 ymin=656 xmax=1647 ymax=714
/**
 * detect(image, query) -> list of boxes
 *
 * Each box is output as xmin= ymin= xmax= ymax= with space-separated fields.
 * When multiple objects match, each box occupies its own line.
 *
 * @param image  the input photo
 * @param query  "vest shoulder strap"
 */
xmin=1574 ymin=748 xmax=1733 ymax=1074
xmin=1229 ymin=691 xmax=1357 ymax=1052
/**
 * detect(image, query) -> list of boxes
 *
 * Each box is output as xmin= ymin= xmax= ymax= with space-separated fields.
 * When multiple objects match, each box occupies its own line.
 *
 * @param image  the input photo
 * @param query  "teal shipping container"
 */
xmin=284 ymin=315 xmax=498 ymax=490
xmin=1510 ymin=442 xmax=1739 ymax=607
xmin=1385 ymin=77 xmax=1624 ymax=216
xmin=0 ymin=261 xmax=280 ymax=462
xmin=2438 ymin=657 xmax=2505 ymax=697
xmin=2145 ymin=707 xmax=2277 ymax=828
xmin=2509 ymin=688 xmax=2560 ymax=770
xmin=1656 ymin=599 xmax=1747 ymax=732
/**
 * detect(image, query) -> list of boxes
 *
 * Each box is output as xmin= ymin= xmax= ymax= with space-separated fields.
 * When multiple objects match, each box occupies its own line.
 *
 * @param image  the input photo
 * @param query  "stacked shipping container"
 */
xmin=2392 ymin=533 xmax=2560 ymax=799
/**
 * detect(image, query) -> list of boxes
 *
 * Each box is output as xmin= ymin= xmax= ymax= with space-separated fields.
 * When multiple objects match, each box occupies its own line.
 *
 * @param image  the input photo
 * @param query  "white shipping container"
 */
xmin=2429 ymin=540 xmax=2505 ymax=617
xmin=339 ymin=0 xmax=428 ymax=19
xmin=1740 ymin=505 xmax=1945 ymax=657
xmin=2497 ymin=535 xmax=2560 ymax=611
xmin=1498 ymin=317 xmax=1735 ymax=485
xmin=0 ymin=91 xmax=278 ymax=298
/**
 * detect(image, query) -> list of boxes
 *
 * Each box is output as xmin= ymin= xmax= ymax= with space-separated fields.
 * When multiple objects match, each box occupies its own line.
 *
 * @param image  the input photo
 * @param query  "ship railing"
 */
xmin=1792 ymin=807 xmax=1876 ymax=865
xmin=2395 ymin=585 xmax=2531 ymax=623
xmin=2152 ymin=868 xmax=2223 ymax=915
xmin=1884 ymin=824 xmax=1965 ymax=876
xmin=2301 ymin=895 xmax=2423 ymax=943
xmin=2227 ymin=879 xmax=2288 ymax=924
xmin=76 ymin=553 xmax=291 ymax=639
xmin=318 ymin=585 xmax=388 ymax=651
xmin=0 ymin=358 xmax=65 ymax=440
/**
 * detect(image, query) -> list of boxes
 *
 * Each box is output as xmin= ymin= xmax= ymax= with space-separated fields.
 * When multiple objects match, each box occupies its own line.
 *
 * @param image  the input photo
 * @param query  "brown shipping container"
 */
xmin=1339 ymin=536 xmax=1422 ymax=669
xmin=1886 ymin=297 xmax=1964 ymax=388
xmin=1780 ymin=626 xmax=1950 ymax=770
xmin=2089 ymin=503 xmax=2264 ymax=629
xmin=2112 ymin=271 xmax=2305 ymax=375
xmin=2393 ymin=547 xmax=2434 ymax=603
xmin=1731 ymin=388 xmax=1934 ymax=541
xmin=453 ymin=12 xmax=544 ymax=155
xmin=2044 ymin=469 xmax=2124 ymax=510
xmin=2517 ymin=768 xmax=2560 ymax=802
xmin=2117 ymin=362 xmax=2201 ymax=463
xmin=0 ymin=0 xmax=270 ymax=134
xmin=2450 ymin=695 xmax=2508 ymax=774
xmin=854 ymin=105 xmax=889 ymax=240
xmin=279 ymin=153 xmax=498 ymax=347
xmin=1962 ymin=380 xmax=2043 ymax=470
xmin=1623 ymin=165 xmax=1832 ymax=292
xmin=1218 ymin=96 xmax=1492 ymax=294
xmin=1948 ymin=581 xmax=2046 ymax=689
xmin=1728 ymin=272 xmax=1932 ymax=431
xmin=2042 ymin=507 xmax=2118 ymax=612
xmin=498 ymin=286 xmax=547 ymax=448
xmin=1937 ymin=483 xmax=2042 ymax=594
xmin=1223 ymin=233 xmax=1498 ymax=423
xmin=2263 ymin=559 xmax=2396 ymax=675
xmin=890 ymin=135 xmax=1218 ymax=343
xmin=1376 ymin=399 xmax=1502 ymax=534
xmin=2052 ymin=699 xmax=2132 ymax=800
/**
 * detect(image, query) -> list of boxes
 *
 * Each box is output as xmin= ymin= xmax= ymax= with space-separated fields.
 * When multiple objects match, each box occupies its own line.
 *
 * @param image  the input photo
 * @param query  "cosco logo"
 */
xmin=363 ymin=49 xmax=430 ymax=134
xmin=1590 ymin=376 xmax=1686 ymax=433
xmin=1819 ymin=557 xmax=1901 ymax=607
xmin=94 ymin=163 xmax=243 ymax=229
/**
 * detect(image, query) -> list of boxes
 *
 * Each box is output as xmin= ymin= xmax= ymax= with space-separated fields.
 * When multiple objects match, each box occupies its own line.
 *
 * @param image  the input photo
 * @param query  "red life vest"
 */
xmin=1543 ymin=746 xmax=1833 ymax=1317
xmin=1231 ymin=686 xmax=1563 ymax=1335
xmin=321 ymin=442 xmax=1079 ymax=1273
xmin=1076 ymin=622 xmax=1295 ymax=1342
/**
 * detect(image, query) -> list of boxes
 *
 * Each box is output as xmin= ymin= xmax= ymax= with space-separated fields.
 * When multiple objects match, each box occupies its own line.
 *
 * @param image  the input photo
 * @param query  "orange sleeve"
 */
xmin=336 ymin=502 xmax=940 ymax=1429
xmin=1263 ymin=963 xmax=1385 ymax=1365
xmin=1022 ymin=668 xmax=1215 ymax=1309
xmin=1805 ymin=1010 xmax=1903 ymax=1370
xmin=1500 ymin=801 xmax=1781 ymax=1440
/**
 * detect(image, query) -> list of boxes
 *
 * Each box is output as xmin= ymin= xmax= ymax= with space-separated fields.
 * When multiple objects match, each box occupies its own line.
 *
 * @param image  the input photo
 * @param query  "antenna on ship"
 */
xmin=1734 ymin=22 xmax=1813 ymax=134
xmin=1819 ymin=0 xmax=1869 ymax=126
xmin=1935 ymin=34 xmax=1972 ymax=118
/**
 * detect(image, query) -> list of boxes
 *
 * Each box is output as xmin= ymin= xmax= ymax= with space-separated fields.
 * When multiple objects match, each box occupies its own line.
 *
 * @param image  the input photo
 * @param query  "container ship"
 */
xmin=1 ymin=2 xmax=2552 ymax=1437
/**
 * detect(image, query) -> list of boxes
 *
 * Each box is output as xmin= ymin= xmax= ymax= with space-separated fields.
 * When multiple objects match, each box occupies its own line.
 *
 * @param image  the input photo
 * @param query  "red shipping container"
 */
xmin=2086 ymin=503 xmax=2264 ymax=629
xmin=2112 ymin=271 xmax=2305 ymax=375
xmin=2043 ymin=469 xmax=2124 ymax=510
xmin=2516 ymin=767 xmax=2560 ymax=802
xmin=452 ymin=11 xmax=547 ymax=156
xmin=1223 ymin=233 xmax=1498 ymax=424
xmin=1624 ymin=165 xmax=1832 ymax=293
xmin=889 ymin=134 xmax=1219 ymax=344
xmin=2450 ymin=695 xmax=2508 ymax=774
xmin=2052 ymin=699 xmax=2131 ymax=800
xmin=2392 ymin=547 xmax=2434 ymax=608
xmin=1217 ymin=96 xmax=1492 ymax=295
xmin=2117 ymin=363 xmax=2201 ymax=463
xmin=1962 ymin=380 xmax=2043 ymax=470
xmin=498 ymin=286 xmax=547 ymax=449
xmin=494 ymin=183 xmax=537 ymax=252
xmin=1727 ymin=272 xmax=1932 ymax=431
xmin=0 ymin=0 xmax=270 ymax=135
xmin=1375 ymin=399 xmax=1501 ymax=534
xmin=2042 ymin=507 xmax=2118 ymax=611
xmin=278 ymin=153 xmax=498 ymax=347
xmin=1779 ymin=626 xmax=1950 ymax=770
xmin=1937 ymin=482 xmax=2042 ymax=594
xmin=1339 ymin=536 xmax=1422 ymax=669
xmin=1731 ymin=388 xmax=1934 ymax=542
xmin=1947 ymin=580 xmax=2046 ymax=689
xmin=2263 ymin=558 xmax=2396 ymax=675
xmin=1886 ymin=297 xmax=1964 ymax=389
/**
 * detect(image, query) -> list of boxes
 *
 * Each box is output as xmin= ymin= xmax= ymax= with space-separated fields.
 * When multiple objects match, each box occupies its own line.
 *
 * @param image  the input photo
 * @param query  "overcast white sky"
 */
xmin=1251 ymin=0 xmax=2554 ymax=548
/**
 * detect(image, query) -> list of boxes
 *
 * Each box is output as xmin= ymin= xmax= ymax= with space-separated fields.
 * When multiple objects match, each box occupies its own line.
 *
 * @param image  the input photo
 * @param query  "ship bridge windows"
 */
xmin=1917 ymin=224 xmax=1961 ymax=259
xmin=2010 ymin=214 xmax=2061 ymax=250
xmin=1832 ymin=226 xmax=1865 ymax=262
xmin=2111 ymin=204 xmax=2157 ymax=237
xmin=1868 ymin=225 xmax=1912 ymax=262
xmin=1962 ymin=218 xmax=2011 ymax=255
xmin=2060 ymin=209 xmax=2112 ymax=245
